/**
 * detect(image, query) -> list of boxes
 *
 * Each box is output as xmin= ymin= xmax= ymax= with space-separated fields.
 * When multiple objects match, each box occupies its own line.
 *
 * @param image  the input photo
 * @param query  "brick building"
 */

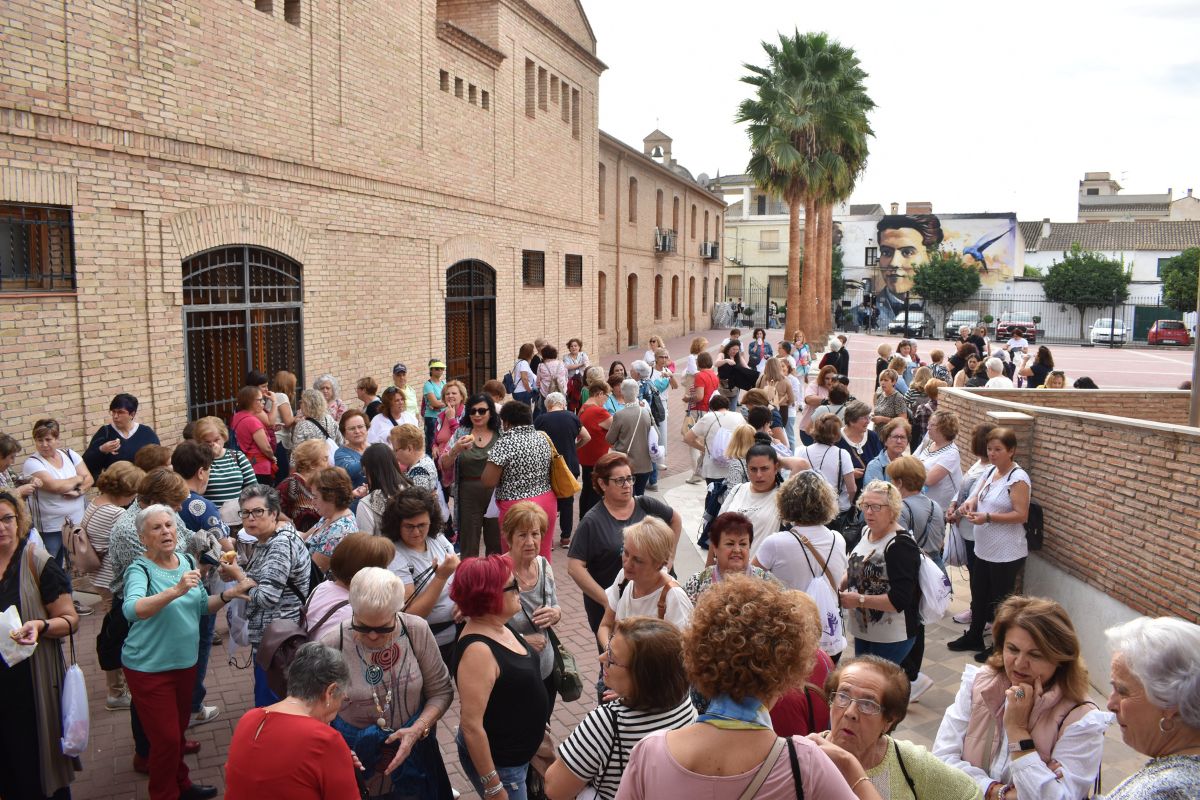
xmin=0 ymin=0 xmax=723 ymax=445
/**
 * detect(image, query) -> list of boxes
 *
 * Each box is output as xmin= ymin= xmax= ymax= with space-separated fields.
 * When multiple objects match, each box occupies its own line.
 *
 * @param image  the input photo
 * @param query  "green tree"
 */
xmin=1161 ymin=247 xmax=1199 ymax=312
xmin=1042 ymin=244 xmax=1130 ymax=340
xmin=1022 ymin=265 xmax=1043 ymax=279
xmin=737 ymin=31 xmax=873 ymax=340
xmin=911 ymin=249 xmax=982 ymax=332
xmin=831 ymin=244 xmax=845 ymax=302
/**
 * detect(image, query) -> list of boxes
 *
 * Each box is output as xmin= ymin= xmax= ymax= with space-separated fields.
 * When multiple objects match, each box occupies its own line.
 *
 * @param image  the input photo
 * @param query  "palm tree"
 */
xmin=737 ymin=31 xmax=873 ymax=340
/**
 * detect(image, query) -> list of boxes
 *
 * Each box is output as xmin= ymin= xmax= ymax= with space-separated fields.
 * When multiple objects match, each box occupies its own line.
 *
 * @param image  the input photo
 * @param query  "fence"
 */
xmin=712 ymin=277 xmax=784 ymax=331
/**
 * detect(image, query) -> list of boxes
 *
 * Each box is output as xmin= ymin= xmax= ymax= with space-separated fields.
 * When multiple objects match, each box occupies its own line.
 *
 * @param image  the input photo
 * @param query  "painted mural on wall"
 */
xmin=873 ymin=212 xmax=1017 ymax=324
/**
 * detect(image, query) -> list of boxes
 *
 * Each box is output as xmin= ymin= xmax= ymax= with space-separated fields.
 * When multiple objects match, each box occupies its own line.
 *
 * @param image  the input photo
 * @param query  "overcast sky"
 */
xmin=584 ymin=0 xmax=1200 ymax=222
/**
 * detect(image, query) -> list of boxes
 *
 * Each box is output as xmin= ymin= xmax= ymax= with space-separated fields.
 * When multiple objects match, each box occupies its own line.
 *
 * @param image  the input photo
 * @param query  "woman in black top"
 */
xmin=1018 ymin=345 xmax=1055 ymax=389
xmin=451 ymin=555 xmax=547 ymax=800
xmin=533 ymin=392 xmax=590 ymax=549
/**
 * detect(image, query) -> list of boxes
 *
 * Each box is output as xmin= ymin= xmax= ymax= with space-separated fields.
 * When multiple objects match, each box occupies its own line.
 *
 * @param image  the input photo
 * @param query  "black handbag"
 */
xmin=95 ymin=563 xmax=150 ymax=671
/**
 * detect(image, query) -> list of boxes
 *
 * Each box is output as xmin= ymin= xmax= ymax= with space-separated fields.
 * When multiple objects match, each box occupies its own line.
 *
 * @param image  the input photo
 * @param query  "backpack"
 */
xmin=903 ymin=495 xmax=945 ymax=555
xmin=640 ymin=380 xmax=666 ymax=425
xmin=255 ymin=590 xmax=349 ymax=698
xmin=887 ymin=532 xmax=952 ymax=624
xmin=792 ymin=530 xmax=846 ymax=656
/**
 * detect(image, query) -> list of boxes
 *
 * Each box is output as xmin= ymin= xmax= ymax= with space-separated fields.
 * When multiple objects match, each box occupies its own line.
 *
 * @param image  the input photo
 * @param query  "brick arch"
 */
xmin=438 ymin=233 xmax=504 ymax=279
xmin=168 ymin=204 xmax=309 ymax=263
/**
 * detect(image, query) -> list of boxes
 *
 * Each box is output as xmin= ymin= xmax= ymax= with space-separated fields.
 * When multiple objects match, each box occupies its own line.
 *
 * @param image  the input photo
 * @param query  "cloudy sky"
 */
xmin=583 ymin=0 xmax=1200 ymax=221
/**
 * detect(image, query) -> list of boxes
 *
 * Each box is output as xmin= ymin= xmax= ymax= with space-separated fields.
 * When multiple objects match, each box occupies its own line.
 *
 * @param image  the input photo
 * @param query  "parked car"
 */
xmin=887 ymin=310 xmax=933 ymax=338
xmin=1089 ymin=317 xmax=1128 ymax=346
xmin=1147 ymin=319 xmax=1192 ymax=346
xmin=995 ymin=312 xmax=1038 ymax=344
xmin=944 ymin=309 xmax=981 ymax=339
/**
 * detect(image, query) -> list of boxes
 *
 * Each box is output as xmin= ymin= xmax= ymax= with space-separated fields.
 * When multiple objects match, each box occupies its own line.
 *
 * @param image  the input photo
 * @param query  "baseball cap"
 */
xmin=392 ymin=363 xmax=407 ymax=374
xmin=429 ymin=360 xmax=446 ymax=370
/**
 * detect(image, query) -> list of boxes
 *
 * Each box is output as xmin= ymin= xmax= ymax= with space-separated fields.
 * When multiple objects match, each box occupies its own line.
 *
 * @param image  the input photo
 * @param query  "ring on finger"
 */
xmin=1014 ymin=688 xmax=1026 ymax=699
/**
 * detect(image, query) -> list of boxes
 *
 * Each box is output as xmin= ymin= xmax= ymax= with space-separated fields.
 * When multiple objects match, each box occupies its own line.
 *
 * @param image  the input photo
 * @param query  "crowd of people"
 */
xmin=0 ymin=330 xmax=1196 ymax=800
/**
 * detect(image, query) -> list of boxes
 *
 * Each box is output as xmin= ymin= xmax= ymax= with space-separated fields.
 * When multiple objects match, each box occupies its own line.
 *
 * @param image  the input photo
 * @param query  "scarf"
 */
xmin=697 ymin=694 xmax=773 ymax=730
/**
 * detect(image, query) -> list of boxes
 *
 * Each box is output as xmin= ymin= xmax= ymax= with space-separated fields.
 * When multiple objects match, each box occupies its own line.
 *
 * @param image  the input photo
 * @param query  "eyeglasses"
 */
xmin=861 ymin=503 xmax=888 ymax=513
xmin=401 ymin=522 xmax=431 ymax=534
xmin=237 ymin=508 xmax=269 ymax=520
xmin=830 ymin=691 xmax=883 ymax=715
xmin=468 ymin=407 xmax=490 ymax=416
xmin=604 ymin=476 xmax=635 ymax=487
xmin=0 ymin=514 xmax=17 ymax=525
xmin=350 ymin=619 xmax=397 ymax=636
xmin=886 ymin=434 xmax=908 ymax=442
xmin=503 ymin=580 xmax=520 ymax=594
xmin=604 ymin=642 xmax=625 ymax=669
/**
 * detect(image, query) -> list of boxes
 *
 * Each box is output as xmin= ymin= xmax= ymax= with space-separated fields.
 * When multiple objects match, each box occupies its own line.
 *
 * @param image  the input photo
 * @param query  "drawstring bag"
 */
xmin=60 ymin=632 xmax=90 ymax=757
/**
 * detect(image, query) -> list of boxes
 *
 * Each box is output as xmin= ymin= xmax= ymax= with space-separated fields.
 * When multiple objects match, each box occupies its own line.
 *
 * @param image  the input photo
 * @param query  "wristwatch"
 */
xmin=1008 ymin=738 xmax=1035 ymax=754
xmin=858 ymin=594 xmax=866 ymax=608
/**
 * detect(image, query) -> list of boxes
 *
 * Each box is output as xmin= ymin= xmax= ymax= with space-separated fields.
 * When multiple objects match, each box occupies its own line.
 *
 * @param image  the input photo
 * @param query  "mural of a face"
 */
xmin=879 ymin=227 xmax=929 ymax=295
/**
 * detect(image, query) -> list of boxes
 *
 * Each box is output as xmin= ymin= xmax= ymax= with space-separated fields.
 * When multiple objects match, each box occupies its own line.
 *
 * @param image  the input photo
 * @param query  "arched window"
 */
xmin=671 ymin=275 xmax=679 ymax=317
xmin=702 ymin=274 xmax=709 ymax=311
xmin=691 ymin=205 xmax=697 ymax=238
xmin=628 ymin=177 xmax=638 ymax=223
xmin=183 ymin=245 xmax=303 ymax=421
xmin=656 ymin=189 xmax=664 ymax=229
xmin=704 ymin=210 xmax=710 ymax=242
xmin=598 ymin=270 xmax=607 ymax=330
xmin=598 ymin=163 xmax=606 ymax=215
xmin=714 ymin=277 xmax=720 ymax=304
xmin=654 ymin=274 xmax=663 ymax=320
xmin=672 ymin=196 xmax=680 ymax=232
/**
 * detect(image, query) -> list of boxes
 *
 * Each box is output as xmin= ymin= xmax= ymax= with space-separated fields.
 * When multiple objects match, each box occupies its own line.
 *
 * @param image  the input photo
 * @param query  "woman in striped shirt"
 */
xmin=193 ymin=416 xmax=257 ymax=507
xmin=545 ymin=617 xmax=696 ymax=799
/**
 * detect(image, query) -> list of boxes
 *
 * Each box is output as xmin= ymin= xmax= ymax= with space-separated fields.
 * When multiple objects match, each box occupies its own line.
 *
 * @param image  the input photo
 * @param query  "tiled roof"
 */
xmin=849 ymin=203 xmax=884 ymax=215
xmin=1019 ymin=220 xmax=1200 ymax=251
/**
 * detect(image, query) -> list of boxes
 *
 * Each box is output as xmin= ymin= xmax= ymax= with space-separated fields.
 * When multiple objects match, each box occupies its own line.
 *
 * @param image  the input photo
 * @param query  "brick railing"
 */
xmin=937 ymin=387 xmax=1200 ymax=623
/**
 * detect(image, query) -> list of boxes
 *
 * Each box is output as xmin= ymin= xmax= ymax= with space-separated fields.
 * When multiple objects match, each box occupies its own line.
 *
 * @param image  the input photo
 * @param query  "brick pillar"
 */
xmin=985 ymin=410 xmax=1035 ymax=471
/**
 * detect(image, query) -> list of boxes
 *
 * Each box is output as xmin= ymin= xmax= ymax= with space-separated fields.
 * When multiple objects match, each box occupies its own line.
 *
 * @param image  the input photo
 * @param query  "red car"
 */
xmin=995 ymin=312 xmax=1038 ymax=344
xmin=1147 ymin=319 xmax=1192 ymax=346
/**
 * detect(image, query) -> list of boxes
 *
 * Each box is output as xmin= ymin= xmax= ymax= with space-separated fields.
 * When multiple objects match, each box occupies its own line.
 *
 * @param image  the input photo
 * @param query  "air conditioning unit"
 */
xmin=699 ymin=241 xmax=713 ymax=258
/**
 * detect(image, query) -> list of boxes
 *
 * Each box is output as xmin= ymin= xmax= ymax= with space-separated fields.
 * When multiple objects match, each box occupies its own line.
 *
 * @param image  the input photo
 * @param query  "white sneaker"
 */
xmin=188 ymin=705 xmax=220 ymax=727
xmin=909 ymin=672 xmax=934 ymax=703
xmin=952 ymin=609 xmax=972 ymax=625
xmin=105 ymin=693 xmax=132 ymax=711
xmin=685 ymin=475 xmax=704 ymax=484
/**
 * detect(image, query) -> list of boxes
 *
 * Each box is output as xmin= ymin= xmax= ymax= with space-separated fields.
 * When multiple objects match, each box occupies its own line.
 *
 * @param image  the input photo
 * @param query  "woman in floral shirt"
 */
xmin=303 ymin=466 xmax=357 ymax=577
xmin=482 ymin=401 xmax=556 ymax=560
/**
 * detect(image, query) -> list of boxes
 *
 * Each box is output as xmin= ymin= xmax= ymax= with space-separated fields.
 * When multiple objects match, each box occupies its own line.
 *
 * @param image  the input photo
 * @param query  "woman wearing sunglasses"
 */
xmin=451 ymin=555 xmax=548 ymax=800
xmin=817 ymin=655 xmax=981 ymax=799
xmin=441 ymin=394 xmax=502 ymax=558
xmin=322 ymin=567 xmax=455 ymax=799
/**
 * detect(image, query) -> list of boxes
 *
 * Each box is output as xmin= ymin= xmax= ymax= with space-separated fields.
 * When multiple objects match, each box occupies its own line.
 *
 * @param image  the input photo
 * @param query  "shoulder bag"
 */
xmin=536 ymin=557 xmax=582 ymax=701
xmin=65 ymin=513 xmax=101 ymax=575
xmin=541 ymin=432 xmax=581 ymax=499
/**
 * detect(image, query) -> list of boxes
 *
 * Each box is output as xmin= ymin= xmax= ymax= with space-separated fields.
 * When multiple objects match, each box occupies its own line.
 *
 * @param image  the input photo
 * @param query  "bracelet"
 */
xmin=986 ymin=512 xmax=991 ymax=524
xmin=219 ymin=590 xmax=228 ymax=604
xmin=479 ymin=770 xmax=498 ymax=785
xmin=483 ymin=784 xmax=504 ymax=798
xmin=40 ymin=618 xmax=50 ymax=636
xmin=849 ymin=775 xmax=870 ymax=792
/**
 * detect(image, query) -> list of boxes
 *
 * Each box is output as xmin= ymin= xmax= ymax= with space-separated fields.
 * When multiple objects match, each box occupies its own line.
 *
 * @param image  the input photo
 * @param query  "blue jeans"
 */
xmin=456 ymin=730 xmax=529 ymax=800
xmin=633 ymin=472 xmax=650 ymax=497
xmin=253 ymin=662 xmax=279 ymax=708
xmin=192 ymin=612 xmax=215 ymax=712
xmin=42 ymin=529 xmax=65 ymax=567
xmin=855 ymin=636 xmax=916 ymax=665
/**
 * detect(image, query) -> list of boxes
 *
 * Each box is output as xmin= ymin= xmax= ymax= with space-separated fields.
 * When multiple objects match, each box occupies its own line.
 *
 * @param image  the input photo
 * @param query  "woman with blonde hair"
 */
xmin=757 ymin=357 xmax=796 ymax=435
xmin=597 ymin=517 xmax=693 ymax=650
xmin=193 ymin=416 xmax=256 ymax=507
xmin=501 ymin=501 xmax=562 ymax=718
xmin=934 ymin=596 xmax=1109 ymax=800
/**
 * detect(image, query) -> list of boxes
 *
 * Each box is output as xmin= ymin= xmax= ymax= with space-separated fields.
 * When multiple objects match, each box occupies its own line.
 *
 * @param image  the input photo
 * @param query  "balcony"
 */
xmin=654 ymin=227 xmax=677 ymax=255
xmin=700 ymin=241 xmax=719 ymax=260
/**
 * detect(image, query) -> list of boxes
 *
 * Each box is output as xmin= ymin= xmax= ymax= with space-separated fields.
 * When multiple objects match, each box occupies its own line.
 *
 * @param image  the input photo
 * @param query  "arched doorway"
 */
xmin=446 ymin=260 xmax=496 ymax=391
xmin=689 ymin=276 xmax=695 ymax=330
xmin=626 ymin=273 xmax=638 ymax=347
xmin=183 ymin=245 xmax=303 ymax=421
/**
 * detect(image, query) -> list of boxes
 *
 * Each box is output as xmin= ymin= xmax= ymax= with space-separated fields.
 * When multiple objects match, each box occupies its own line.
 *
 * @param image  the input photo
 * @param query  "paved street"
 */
xmin=66 ymin=325 xmax=1180 ymax=798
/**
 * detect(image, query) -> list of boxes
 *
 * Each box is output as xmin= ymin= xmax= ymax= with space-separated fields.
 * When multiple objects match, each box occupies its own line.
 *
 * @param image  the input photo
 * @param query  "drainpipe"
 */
xmin=615 ymin=151 xmax=623 ymax=350
xmin=1190 ymin=265 xmax=1200 ymax=426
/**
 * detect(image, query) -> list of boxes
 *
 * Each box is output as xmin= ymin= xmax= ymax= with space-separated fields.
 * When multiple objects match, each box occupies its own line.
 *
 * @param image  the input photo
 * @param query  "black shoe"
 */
xmin=974 ymin=648 xmax=994 ymax=663
xmin=180 ymin=785 xmax=219 ymax=800
xmin=947 ymin=634 xmax=985 ymax=652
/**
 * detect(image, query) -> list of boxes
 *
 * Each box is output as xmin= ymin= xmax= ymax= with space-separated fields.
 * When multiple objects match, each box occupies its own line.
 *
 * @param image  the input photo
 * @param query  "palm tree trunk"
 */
xmin=786 ymin=196 xmax=803 ymax=339
xmin=800 ymin=195 xmax=818 ymax=339
xmin=812 ymin=201 xmax=827 ymax=340
xmin=821 ymin=202 xmax=835 ymax=335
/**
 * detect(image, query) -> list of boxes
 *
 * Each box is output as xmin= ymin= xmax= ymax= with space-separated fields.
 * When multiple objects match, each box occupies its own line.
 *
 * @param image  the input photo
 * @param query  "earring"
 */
xmin=1159 ymin=716 xmax=1176 ymax=734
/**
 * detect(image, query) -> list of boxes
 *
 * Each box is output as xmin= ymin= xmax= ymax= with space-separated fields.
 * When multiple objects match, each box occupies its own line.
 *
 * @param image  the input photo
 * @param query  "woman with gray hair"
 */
xmin=606 ymin=378 xmax=654 ymax=496
xmin=121 ymin=504 xmax=253 ymax=800
xmin=314 ymin=373 xmax=348 ymax=422
xmin=534 ymin=390 xmax=589 ymax=548
xmin=293 ymin=388 xmax=344 ymax=450
xmin=1101 ymin=617 xmax=1200 ymax=799
xmin=224 ymin=643 xmax=361 ymax=798
xmin=322 ymin=567 xmax=455 ymax=798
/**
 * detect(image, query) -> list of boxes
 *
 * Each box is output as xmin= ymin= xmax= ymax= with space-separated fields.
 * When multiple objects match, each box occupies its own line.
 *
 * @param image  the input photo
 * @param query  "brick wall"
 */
xmin=967 ymin=388 xmax=1192 ymax=426
xmin=938 ymin=388 xmax=1200 ymax=622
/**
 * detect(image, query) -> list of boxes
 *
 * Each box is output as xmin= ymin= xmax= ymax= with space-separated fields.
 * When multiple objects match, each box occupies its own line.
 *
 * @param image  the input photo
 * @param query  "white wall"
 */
xmin=1025 ymin=249 xmax=1179 ymax=283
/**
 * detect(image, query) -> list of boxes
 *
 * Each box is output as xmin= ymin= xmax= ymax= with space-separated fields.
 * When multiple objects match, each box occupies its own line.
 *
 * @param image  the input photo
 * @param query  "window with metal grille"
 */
xmin=702 ymin=274 xmax=709 ymax=311
xmin=564 ymin=254 xmax=583 ymax=287
xmin=598 ymin=163 xmax=606 ymax=215
xmin=0 ymin=204 xmax=75 ymax=292
xmin=865 ymin=246 xmax=878 ymax=266
xmin=671 ymin=275 xmax=679 ymax=317
xmin=182 ymin=245 xmax=303 ymax=421
xmin=522 ymin=250 xmax=545 ymax=287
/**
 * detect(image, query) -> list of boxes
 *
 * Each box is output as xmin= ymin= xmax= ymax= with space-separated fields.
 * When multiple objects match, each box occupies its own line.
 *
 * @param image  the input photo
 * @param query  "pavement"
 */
xmin=66 ymin=325 xmax=1165 ymax=798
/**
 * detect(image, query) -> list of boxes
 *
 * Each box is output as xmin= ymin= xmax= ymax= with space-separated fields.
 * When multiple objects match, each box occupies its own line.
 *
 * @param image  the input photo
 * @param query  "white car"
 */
xmin=1089 ymin=318 xmax=1127 ymax=346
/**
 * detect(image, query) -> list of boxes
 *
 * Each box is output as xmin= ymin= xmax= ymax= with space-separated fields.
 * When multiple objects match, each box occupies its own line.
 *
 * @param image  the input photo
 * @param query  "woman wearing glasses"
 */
xmin=323 ymin=567 xmax=455 ymax=799
xmin=817 ymin=656 xmax=982 ymax=799
xmin=839 ymin=481 xmax=921 ymax=666
xmin=451 ymin=555 xmax=547 ymax=800
xmin=381 ymin=487 xmax=460 ymax=666
xmin=567 ymin=452 xmax=681 ymax=637
xmin=441 ymin=394 xmax=501 ymax=558
xmin=228 ymin=484 xmax=311 ymax=706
